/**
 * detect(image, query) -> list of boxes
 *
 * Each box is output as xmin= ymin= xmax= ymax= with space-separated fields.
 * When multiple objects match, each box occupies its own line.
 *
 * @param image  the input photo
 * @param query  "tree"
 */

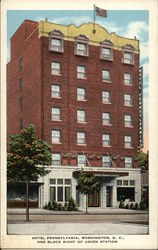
xmin=7 ymin=124 xmax=52 ymax=221
xmin=77 ymin=170 xmax=100 ymax=214
xmin=135 ymin=150 xmax=149 ymax=170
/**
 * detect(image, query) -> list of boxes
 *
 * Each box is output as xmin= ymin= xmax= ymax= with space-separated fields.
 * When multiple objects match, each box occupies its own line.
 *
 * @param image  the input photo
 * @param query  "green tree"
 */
xmin=7 ymin=124 xmax=52 ymax=221
xmin=77 ymin=170 xmax=100 ymax=214
xmin=135 ymin=150 xmax=149 ymax=170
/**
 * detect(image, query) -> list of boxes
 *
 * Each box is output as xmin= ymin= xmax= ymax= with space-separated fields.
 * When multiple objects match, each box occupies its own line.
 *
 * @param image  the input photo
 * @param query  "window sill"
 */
xmin=77 ymin=143 xmax=87 ymax=146
xmin=51 ymin=96 xmax=62 ymax=99
xmin=75 ymin=53 xmax=88 ymax=57
xmin=124 ymin=83 xmax=132 ymax=86
xmin=77 ymin=77 xmax=87 ymax=80
xmin=100 ymin=57 xmax=113 ymax=62
xmin=103 ymin=145 xmax=112 ymax=147
xmin=102 ymin=102 xmax=112 ymax=105
xmin=124 ymin=104 xmax=133 ymax=107
xmin=125 ymin=125 xmax=133 ymax=128
xmin=49 ymin=49 xmax=64 ymax=54
xmin=77 ymin=121 xmax=87 ymax=124
xmin=103 ymin=123 xmax=112 ymax=126
xmin=102 ymin=80 xmax=112 ymax=83
xmin=51 ymin=73 xmax=62 ymax=76
xmin=122 ymin=62 xmax=134 ymax=66
xmin=77 ymin=99 xmax=87 ymax=102
xmin=51 ymin=119 xmax=62 ymax=122
xmin=125 ymin=147 xmax=133 ymax=149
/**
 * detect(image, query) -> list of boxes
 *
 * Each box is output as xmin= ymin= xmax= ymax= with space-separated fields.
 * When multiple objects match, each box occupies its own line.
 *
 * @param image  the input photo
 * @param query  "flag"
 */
xmin=95 ymin=6 xmax=107 ymax=17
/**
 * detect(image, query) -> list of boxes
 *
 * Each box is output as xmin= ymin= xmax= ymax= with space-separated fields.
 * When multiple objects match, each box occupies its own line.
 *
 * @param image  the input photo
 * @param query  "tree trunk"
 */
xmin=26 ymin=181 xmax=29 ymax=221
xmin=86 ymin=194 xmax=88 ymax=214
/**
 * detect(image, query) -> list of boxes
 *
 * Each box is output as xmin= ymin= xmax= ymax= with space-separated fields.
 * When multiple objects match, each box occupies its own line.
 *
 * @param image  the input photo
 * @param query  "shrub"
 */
xmin=119 ymin=200 xmax=125 ymax=208
xmin=63 ymin=202 xmax=68 ymax=211
xmin=125 ymin=204 xmax=130 ymax=209
xmin=68 ymin=197 xmax=78 ymax=211
xmin=135 ymin=203 xmax=139 ymax=210
xmin=130 ymin=203 xmax=135 ymax=209
xmin=139 ymin=201 xmax=147 ymax=210
xmin=57 ymin=203 xmax=63 ymax=211
xmin=52 ymin=200 xmax=58 ymax=210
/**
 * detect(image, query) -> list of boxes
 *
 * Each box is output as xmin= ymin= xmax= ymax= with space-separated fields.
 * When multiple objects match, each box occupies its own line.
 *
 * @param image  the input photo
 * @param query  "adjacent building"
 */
xmin=7 ymin=19 xmax=143 ymax=209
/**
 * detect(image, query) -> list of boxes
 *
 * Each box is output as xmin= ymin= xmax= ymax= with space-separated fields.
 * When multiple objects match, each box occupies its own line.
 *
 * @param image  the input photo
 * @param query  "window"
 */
xmin=102 ymin=156 xmax=111 ymax=167
xmin=125 ymin=157 xmax=132 ymax=168
xmin=124 ymin=73 xmax=132 ymax=85
xmin=100 ymin=39 xmax=113 ymax=60
xmin=124 ymin=94 xmax=132 ymax=106
xmin=123 ymin=180 xmax=128 ymax=186
xmin=19 ymin=57 xmax=23 ymax=70
xmin=50 ymin=38 xmax=63 ymax=52
xmin=76 ymin=43 xmax=88 ymax=56
xmin=130 ymin=180 xmax=135 ymax=186
xmin=51 ymin=62 xmax=61 ymax=75
xmin=20 ymin=97 xmax=23 ymax=111
xmin=52 ymin=153 xmax=61 ymax=166
xmin=102 ymin=69 xmax=110 ymax=81
xmin=51 ymin=84 xmax=61 ymax=98
xmin=102 ymin=91 xmax=111 ymax=103
xmin=123 ymin=52 xmax=134 ymax=64
xmin=102 ymin=134 xmax=111 ymax=147
xmin=124 ymin=115 xmax=132 ymax=127
xmin=78 ymin=154 xmax=86 ymax=166
xmin=117 ymin=180 xmax=122 ymax=186
xmin=125 ymin=136 xmax=132 ymax=148
xmin=77 ymin=66 xmax=86 ymax=79
xmin=77 ymin=132 xmax=86 ymax=144
xmin=20 ymin=118 xmax=23 ymax=130
xmin=117 ymin=187 xmax=135 ymax=202
xmin=102 ymin=47 xmax=112 ymax=60
xmin=77 ymin=87 xmax=86 ymax=101
xmin=77 ymin=110 xmax=86 ymax=123
xmin=102 ymin=112 xmax=111 ymax=125
xmin=19 ymin=78 xmax=23 ymax=90
xmin=51 ymin=107 xmax=61 ymax=121
xmin=52 ymin=129 xmax=61 ymax=144
xmin=50 ymin=178 xmax=71 ymax=203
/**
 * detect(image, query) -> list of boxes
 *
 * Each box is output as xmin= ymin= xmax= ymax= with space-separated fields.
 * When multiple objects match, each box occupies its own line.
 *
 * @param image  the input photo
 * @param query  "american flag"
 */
xmin=95 ymin=6 xmax=107 ymax=17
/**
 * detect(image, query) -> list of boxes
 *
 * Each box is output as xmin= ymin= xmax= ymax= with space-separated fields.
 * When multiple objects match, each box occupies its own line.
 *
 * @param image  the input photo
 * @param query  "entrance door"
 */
xmin=88 ymin=190 xmax=100 ymax=207
xmin=106 ymin=186 xmax=112 ymax=207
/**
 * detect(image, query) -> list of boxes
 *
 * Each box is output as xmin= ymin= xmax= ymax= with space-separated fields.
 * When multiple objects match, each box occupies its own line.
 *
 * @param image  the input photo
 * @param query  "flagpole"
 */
xmin=93 ymin=4 xmax=96 ymax=33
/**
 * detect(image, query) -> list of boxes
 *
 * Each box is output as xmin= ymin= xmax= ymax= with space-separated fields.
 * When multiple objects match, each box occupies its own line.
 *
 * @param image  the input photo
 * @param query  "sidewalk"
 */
xmin=8 ymin=207 xmax=148 ymax=215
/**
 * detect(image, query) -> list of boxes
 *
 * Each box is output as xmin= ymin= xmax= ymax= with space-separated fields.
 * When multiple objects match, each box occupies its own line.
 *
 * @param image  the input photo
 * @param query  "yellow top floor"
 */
xmin=38 ymin=20 xmax=139 ymax=53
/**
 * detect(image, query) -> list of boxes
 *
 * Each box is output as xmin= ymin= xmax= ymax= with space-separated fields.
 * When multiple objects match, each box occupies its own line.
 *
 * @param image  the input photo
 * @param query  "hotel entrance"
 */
xmin=88 ymin=190 xmax=100 ymax=207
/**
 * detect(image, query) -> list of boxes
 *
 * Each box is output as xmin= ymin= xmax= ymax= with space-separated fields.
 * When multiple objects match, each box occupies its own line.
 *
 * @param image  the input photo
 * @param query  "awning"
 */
xmin=73 ymin=170 xmax=129 ymax=177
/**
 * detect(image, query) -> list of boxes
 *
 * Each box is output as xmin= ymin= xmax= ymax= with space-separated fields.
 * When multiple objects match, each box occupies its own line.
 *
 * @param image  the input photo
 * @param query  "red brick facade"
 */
xmin=7 ymin=20 xmax=140 ymax=168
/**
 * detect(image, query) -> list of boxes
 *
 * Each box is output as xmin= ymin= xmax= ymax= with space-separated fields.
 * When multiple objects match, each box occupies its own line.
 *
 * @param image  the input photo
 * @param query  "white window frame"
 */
xmin=102 ymin=91 xmax=111 ymax=104
xmin=76 ymin=43 xmax=88 ymax=56
xmin=102 ymin=134 xmax=111 ymax=147
xmin=50 ymin=38 xmax=63 ymax=52
xmin=125 ymin=157 xmax=133 ymax=168
xmin=102 ymin=112 xmax=111 ymax=125
xmin=51 ymin=62 xmax=61 ymax=75
xmin=52 ymin=129 xmax=61 ymax=144
xmin=77 ymin=154 xmax=86 ymax=167
xmin=51 ymin=84 xmax=61 ymax=98
xmin=77 ymin=132 xmax=86 ymax=145
xmin=102 ymin=69 xmax=110 ymax=81
xmin=124 ymin=73 xmax=132 ymax=85
xmin=102 ymin=47 xmax=112 ymax=60
xmin=77 ymin=65 xmax=86 ymax=79
xmin=102 ymin=156 xmax=111 ymax=167
xmin=124 ymin=114 xmax=132 ymax=127
xmin=125 ymin=136 xmax=132 ymax=148
xmin=123 ymin=52 xmax=134 ymax=64
xmin=50 ymin=178 xmax=71 ymax=203
xmin=52 ymin=153 xmax=61 ymax=166
xmin=77 ymin=87 xmax=86 ymax=101
xmin=124 ymin=94 xmax=132 ymax=106
xmin=77 ymin=110 xmax=86 ymax=123
xmin=51 ymin=107 xmax=61 ymax=121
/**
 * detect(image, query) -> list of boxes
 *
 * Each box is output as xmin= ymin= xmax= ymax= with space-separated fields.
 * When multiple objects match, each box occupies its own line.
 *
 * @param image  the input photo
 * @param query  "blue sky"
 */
xmin=7 ymin=10 xmax=149 ymax=150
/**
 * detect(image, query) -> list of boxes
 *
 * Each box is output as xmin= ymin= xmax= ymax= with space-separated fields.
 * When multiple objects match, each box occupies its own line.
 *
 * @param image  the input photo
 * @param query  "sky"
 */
xmin=7 ymin=10 xmax=149 ymax=152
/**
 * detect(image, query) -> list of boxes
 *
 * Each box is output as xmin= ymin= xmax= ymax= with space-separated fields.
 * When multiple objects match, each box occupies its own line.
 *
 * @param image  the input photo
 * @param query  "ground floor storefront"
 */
xmin=38 ymin=166 xmax=141 ymax=209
